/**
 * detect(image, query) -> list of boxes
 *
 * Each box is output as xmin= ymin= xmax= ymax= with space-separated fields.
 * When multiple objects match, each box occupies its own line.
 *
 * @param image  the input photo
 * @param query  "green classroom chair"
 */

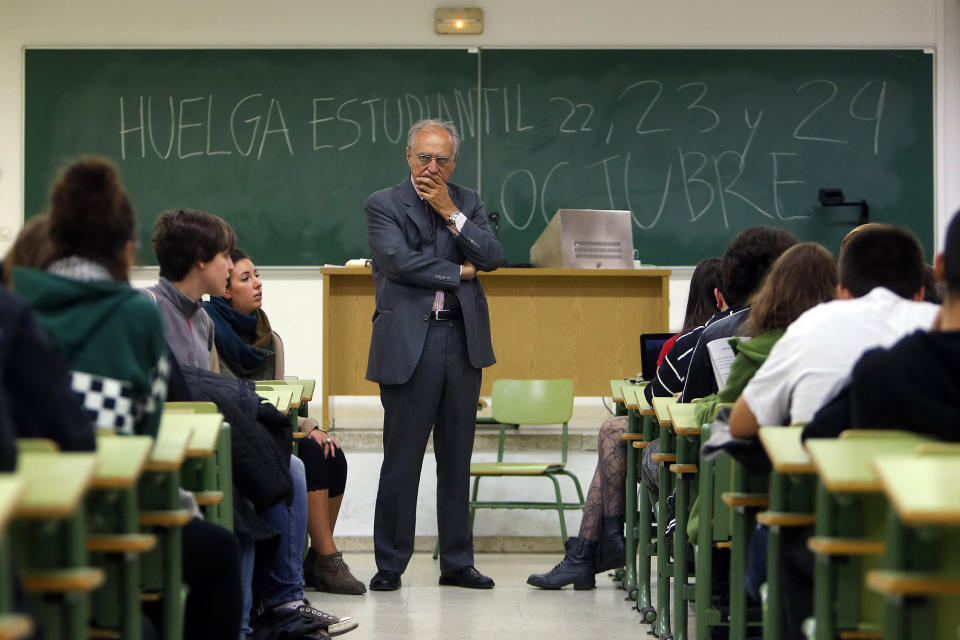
xmin=0 ymin=474 xmax=32 ymax=640
xmin=867 ymin=453 xmax=960 ymax=640
xmin=467 ymin=379 xmax=584 ymax=543
xmin=805 ymin=434 xmax=933 ymax=640
xmin=666 ymin=402 xmax=704 ymax=640
xmin=649 ymin=396 xmax=679 ymax=638
xmin=12 ymin=451 xmax=104 ymax=640
xmin=88 ymin=435 xmax=156 ymax=640
xmin=756 ymin=426 xmax=817 ymax=640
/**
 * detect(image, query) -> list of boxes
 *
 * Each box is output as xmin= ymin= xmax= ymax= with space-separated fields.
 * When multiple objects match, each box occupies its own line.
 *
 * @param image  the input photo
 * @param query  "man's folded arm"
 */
xmin=454 ymin=200 xmax=503 ymax=272
xmin=366 ymin=200 xmax=461 ymax=289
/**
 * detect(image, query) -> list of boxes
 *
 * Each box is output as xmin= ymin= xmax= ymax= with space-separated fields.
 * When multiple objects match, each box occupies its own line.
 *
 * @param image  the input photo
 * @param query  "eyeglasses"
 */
xmin=413 ymin=152 xmax=451 ymax=167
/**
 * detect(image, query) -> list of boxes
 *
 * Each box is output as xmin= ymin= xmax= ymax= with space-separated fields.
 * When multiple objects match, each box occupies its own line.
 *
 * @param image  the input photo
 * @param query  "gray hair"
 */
xmin=406 ymin=119 xmax=461 ymax=158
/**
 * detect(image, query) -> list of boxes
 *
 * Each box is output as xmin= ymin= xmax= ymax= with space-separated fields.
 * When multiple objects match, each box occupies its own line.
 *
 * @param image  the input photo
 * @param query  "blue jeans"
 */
xmin=239 ymin=455 xmax=308 ymax=638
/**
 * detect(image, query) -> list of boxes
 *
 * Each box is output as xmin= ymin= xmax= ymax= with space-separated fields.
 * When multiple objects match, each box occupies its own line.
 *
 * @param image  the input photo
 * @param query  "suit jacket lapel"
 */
xmin=399 ymin=178 xmax=430 ymax=242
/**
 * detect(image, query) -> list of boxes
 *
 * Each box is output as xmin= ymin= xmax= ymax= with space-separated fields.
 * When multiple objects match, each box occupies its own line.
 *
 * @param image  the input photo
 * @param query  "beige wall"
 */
xmin=2 ymin=0 xmax=956 ymax=409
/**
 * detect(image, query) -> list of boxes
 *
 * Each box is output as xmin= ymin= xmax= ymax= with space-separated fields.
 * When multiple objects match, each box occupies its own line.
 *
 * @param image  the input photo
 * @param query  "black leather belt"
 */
xmin=433 ymin=308 xmax=461 ymax=320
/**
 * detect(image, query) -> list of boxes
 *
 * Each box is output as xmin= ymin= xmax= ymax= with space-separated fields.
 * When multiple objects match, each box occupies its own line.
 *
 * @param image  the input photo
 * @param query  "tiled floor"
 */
xmin=305 ymin=551 xmax=692 ymax=640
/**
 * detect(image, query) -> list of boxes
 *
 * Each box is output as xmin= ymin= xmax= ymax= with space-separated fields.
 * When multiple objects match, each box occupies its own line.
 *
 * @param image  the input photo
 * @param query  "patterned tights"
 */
xmin=579 ymin=415 xmax=627 ymax=541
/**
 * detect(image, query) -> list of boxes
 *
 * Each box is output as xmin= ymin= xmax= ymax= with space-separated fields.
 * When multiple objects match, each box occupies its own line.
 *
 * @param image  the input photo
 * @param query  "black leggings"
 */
xmin=297 ymin=438 xmax=348 ymax=497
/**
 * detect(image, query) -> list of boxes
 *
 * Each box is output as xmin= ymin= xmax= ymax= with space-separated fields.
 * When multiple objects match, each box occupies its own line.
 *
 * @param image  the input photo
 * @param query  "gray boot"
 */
xmin=594 ymin=515 xmax=626 ymax=573
xmin=312 ymin=551 xmax=367 ymax=595
xmin=526 ymin=537 xmax=597 ymax=590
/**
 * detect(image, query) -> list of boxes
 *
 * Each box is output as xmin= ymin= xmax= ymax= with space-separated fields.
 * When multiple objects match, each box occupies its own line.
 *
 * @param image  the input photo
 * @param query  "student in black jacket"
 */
xmin=803 ymin=210 xmax=960 ymax=442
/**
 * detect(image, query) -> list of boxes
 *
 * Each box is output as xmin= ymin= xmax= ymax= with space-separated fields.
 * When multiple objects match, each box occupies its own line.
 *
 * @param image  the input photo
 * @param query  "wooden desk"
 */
xmin=258 ymin=388 xmax=292 ymax=413
xmin=807 ymin=437 xmax=930 ymax=493
xmin=872 ymin=455 xmax=960 ymax=526
xmin=15 ymin=452 xmax=98 ymax=519
xmin=158 ymin=414 xmax=223 ymax=459
xmin=668 ymin=402 xmax=700 ymax=435
xmin=806 ymin=436 xmax=932 ymax=640
xmin=759 ymin=426 xmax=815 ymax=475
xmin=652 ymin=396 xmax=677 ymax=428
xmin=0 ymin=477 xmax=25 ymax=533
xmin=277 ymin=378 xmax=315 ymax=401
xmin=92 ymin=436 xmax=152 ymax=489
xmin=320 ymin=266 xmax=671 ymax=428
xmin=162 ymin=401 xmax=218 ymax=414
xmin=869 ymin=455 xmax=960 ymax=640
xmin=145 ymin=425 xmax=191 ymax=474
xmin=610 ymin=379 xmax=627 ymax=404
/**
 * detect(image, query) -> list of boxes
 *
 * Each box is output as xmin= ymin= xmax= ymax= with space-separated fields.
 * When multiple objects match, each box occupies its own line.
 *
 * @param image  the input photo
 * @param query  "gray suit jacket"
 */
xmin=365 ymin=177 xmax=502 ymax=385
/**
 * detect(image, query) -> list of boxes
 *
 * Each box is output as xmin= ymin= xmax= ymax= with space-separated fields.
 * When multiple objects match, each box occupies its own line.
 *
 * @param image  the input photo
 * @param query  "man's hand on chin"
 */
xmin=415 ymin=172 xmax=457 ymax=218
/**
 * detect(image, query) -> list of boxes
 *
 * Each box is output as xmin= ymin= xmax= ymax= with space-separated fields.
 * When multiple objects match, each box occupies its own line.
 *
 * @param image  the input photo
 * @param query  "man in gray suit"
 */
xmin=365 ymin=119 xmax=502 ymax=591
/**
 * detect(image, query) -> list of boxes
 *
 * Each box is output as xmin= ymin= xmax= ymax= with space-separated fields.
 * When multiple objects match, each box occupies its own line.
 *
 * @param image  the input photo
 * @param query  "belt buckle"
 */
xmin=433 ymin=309 xmax=443 ymax=320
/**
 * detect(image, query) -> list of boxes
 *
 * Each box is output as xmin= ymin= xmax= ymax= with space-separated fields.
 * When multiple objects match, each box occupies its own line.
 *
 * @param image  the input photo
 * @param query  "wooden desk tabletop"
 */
xmin=806 ymin=437 xmax=929 ymax=492
xmin=15 ymin=452 xmax=98 ymax=518
xmin=320 ymin=266 xmax=672 ymax=278
xmin=163 ymin=401 xmax=218 ymax=414
xmin=622 ymin=385 xmax=641 ymax=411
xmin=668 ymin=403 xmax=701 ymax=435
xmin=258 ymin=388 xmax=292 ymax=413
xmin=872 ymin=455 xmax=960 ymax=525
xmin=280 ymin=378 xmax=315 ymax=400
xmin=284 ymin=384 xmax=304 ymax=408
xmin=610 ymin=379 xmax=626 ymax=403
xmin=93 ymin=435 xmax=153 ymax=488
xmin=624 ymin=385 xmax=654 ymax=414
xmin=652 ymin=396 xmax=677 ymax=427
xmin=0 ymin=475 xmax=25 ymax=530
xmin=257 ymin=390 xmax=281 ymax=410
xmin=759 ymin=426 xmax=815 ymax=474
xmin=159 ymin=413 xmax=223 ymax=458
xmin=146 ymin=423 xmax=192 ymax=471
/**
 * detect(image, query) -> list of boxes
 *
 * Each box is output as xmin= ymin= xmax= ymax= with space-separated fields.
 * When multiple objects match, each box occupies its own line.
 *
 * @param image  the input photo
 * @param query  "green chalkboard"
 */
xmin=481 ymin=49 xmax=933 ymax=264
xmin=25 ymin=48 xmax=933 ymax=266
xmin=25 ymin=49 xmax=479 ymax=266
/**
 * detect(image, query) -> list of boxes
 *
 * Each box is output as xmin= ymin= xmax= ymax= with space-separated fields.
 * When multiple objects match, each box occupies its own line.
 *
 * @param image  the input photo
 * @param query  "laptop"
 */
xmin=639 ymin=332 xmax=674 ymax=382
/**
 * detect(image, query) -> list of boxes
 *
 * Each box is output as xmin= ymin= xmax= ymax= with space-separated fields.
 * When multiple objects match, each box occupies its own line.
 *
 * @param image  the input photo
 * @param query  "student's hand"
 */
xmin=461 ymin=260 xmax=476 ymax=281
xmin=308 ymin=428 xmax=340 ymax=458
xmin=415 ymin=172 xmax=457 ymax=218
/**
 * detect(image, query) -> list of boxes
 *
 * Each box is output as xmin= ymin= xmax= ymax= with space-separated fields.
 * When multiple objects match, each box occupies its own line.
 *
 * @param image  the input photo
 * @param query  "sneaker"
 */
xmin=277 ymin=599 xmax=359 ymax=636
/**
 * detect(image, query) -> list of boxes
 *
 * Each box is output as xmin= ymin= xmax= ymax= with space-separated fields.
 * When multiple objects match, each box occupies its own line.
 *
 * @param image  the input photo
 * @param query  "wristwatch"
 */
xmin=447 ymin=211 xmax=463 ymax=227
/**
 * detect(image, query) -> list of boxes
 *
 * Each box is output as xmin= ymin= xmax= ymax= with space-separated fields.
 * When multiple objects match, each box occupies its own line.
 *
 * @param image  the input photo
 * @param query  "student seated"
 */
xmin=691 ymin=244 xmax=837 ymax=613
xmin=728 ymin=224 xmax=938 ymax=640
xmin=11 ymin=157 xmax=242 ymax=640
xmin=729 ymin=224 xmax=938 ymax=437
xmin=205 ymin=249 xmax=363 ymax=594
xmin=641 ymin=227 xmax=797 ymax=510
xmin=145 ymin=209 xmax=355 ymax=638
xmin=525 ymin=257 xmax=723 ymax=589
xmin=803 ymin=210 xmax=960 ymax=441
xmin=693 ymin=243 xmax=838 ymax=428
xmin=679 ymin=226 xmax=799 ymax=403
xmin=643 ymin=257 xmax=725 ymax=404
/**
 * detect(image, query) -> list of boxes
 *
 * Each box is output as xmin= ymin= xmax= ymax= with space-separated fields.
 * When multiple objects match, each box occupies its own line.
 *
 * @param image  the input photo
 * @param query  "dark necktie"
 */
xmin=420 ymin=200 xmax=435 ymax=241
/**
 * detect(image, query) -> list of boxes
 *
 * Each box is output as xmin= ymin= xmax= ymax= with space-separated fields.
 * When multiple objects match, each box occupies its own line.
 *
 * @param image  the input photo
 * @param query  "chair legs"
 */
xmin=437 ymin=472 xmax=585 ymax=560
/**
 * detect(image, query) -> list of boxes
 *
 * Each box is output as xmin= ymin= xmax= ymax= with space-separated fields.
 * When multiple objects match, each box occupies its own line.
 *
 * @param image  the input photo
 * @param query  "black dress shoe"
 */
xmin=369 ymin=570 xmax=401 ymax=591
xmin=438 ymin=566 xmax=495 ymax=589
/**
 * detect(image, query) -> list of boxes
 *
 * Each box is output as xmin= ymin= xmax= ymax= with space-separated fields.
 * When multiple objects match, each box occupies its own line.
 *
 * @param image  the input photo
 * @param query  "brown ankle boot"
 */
xmin=312 ymin=551 xmax=367 ymax=595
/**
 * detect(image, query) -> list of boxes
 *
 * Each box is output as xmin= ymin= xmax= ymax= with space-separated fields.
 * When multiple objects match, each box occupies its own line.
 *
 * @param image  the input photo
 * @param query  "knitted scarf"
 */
xmin=204 ymin=296 xmax=274 ymax=376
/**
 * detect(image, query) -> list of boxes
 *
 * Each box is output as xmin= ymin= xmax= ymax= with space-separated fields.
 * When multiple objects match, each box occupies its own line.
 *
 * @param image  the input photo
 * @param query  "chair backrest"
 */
xmin=490 ymin=379 xmax=574 ymax=426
